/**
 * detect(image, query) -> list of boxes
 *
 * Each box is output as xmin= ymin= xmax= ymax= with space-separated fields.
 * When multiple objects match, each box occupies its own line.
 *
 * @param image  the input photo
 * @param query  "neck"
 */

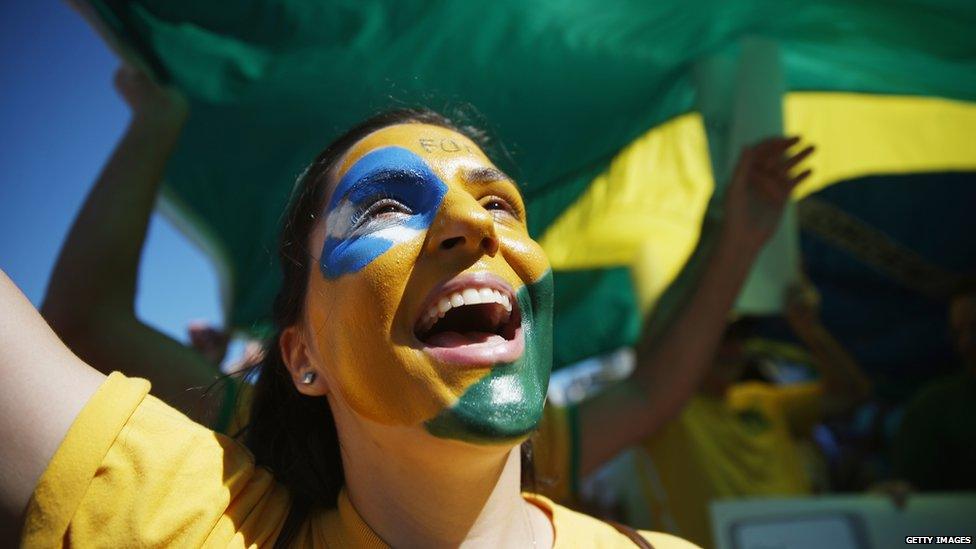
xmin=339 ymin=419 xmax=539 ymax=548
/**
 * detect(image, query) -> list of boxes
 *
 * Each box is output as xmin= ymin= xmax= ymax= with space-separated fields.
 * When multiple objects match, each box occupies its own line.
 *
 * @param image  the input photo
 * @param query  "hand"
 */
xmin=114 ymin=64 xmax=188 ymax=131
xmin=187 ymin=321 xmax=230 ymax=367
xmin=722 ymin=136 xmax=814 ymax=251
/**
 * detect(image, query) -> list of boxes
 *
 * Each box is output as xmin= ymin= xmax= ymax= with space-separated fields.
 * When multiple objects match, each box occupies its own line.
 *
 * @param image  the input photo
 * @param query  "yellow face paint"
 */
xmin=305 ymin=124 xmax=553 ymax=441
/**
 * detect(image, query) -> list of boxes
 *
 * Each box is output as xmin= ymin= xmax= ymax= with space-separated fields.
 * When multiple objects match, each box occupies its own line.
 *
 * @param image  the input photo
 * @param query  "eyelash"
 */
xmin=352 ymin=195 xmax=411 ymax=228
xmin=349 ymin=191 xmax=521 ymax=231
xmin=482 ymin=194 xmax=521 ymax=220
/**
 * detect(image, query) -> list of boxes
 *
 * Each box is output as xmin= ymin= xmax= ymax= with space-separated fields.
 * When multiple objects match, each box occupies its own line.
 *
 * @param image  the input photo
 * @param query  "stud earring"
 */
xmin=301 ymin=371 xmax=316 ymax=384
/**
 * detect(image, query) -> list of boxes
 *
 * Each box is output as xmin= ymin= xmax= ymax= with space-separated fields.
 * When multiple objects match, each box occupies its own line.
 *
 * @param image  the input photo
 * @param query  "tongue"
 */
xmin=426 ymin=331 xmax=504 ymax=348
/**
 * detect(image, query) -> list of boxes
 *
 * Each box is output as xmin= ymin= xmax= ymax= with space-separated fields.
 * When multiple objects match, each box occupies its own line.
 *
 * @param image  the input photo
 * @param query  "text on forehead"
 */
xmin=419 ymin=137 xmax=474 ymax=154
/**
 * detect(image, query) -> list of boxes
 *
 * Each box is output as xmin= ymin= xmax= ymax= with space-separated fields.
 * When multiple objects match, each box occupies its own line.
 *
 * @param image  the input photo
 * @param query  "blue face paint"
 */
xmin=321 ymin=147 xmax=448 ymax=278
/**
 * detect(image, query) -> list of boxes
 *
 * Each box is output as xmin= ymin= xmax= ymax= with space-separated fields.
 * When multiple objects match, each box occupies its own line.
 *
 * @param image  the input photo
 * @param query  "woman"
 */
xmin=2 ymin=102 xmax=710 ymax=546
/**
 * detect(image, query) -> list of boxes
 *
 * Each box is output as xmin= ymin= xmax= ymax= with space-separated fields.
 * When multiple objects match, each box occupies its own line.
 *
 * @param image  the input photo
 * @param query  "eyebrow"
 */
xmin=464 ymin=166 xmax=514 ymax=185
xmin=346 ymin=168 xmax=427 ymax=198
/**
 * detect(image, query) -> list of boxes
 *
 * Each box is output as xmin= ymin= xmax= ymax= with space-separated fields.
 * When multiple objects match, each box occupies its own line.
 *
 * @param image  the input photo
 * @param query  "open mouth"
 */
xmin=414 ymin=273 xmax=525 ymax=366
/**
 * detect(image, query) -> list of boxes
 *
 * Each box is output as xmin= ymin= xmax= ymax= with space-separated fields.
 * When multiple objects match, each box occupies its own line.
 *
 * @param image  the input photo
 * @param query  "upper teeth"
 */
xmin=419 ymin=287 xmax=513 ymax=333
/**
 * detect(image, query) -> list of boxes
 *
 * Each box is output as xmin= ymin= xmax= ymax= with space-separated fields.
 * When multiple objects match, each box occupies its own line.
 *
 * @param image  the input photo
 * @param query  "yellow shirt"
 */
xmin=22 ymin=373 xmax=695 ymax=548
xmin=628 ymin=381 xmax=822 ymax=547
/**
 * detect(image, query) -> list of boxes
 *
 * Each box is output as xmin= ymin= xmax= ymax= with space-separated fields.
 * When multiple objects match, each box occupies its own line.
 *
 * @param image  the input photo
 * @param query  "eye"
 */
xmin=356 ymin=197 xmax=412 ymax=227
xmin=481 ymin=195 xmax=521 ymax=220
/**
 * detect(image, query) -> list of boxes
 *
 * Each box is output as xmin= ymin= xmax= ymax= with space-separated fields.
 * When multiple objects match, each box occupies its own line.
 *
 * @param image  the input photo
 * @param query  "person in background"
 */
xmin=892 ymin=287 xmax=976 ymax=491
xmin=599 ymin=282 xmax=872 ymax=547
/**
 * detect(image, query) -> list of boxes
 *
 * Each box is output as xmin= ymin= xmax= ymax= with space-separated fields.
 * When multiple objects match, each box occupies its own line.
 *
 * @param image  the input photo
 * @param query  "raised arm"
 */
xmin=41 ymin=67 xmax=224 ymax=421
xmin=784 ymin=281 xmax=873 ymax=417
xmin=0 ymin=269 xmax=105 ymax=540
xmin=576 ymin=137 xmax=813 ymax=476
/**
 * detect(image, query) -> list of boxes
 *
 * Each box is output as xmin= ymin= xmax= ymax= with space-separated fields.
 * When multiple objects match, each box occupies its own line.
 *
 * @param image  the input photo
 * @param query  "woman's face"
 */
xmin=304 ymin=123 xmax=553 ymax=443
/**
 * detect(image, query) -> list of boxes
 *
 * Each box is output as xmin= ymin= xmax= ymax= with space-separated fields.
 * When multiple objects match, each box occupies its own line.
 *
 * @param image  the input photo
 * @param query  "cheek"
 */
xmin=306 ymin=236 xmax=480 ymax=426
xmin=321 ymin=219 xmax=427 ymax=280
xmin=498 ymin=229 xmax=551 ymax=285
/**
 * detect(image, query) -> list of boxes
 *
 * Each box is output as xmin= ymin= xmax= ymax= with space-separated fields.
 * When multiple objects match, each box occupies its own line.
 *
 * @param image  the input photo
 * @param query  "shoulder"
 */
xmin=525 ymin=494 xmax=700 ymax=548
xmin=23 ymin=372 xmax=286 ymax=547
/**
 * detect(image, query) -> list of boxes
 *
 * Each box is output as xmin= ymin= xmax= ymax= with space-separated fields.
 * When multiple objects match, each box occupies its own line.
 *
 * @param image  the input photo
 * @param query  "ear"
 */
xmin=280 ymin=325 xmax=328 ymax=397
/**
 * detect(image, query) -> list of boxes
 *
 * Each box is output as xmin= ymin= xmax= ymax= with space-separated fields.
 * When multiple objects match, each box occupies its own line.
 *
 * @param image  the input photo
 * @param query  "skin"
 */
xmin=784 ymin=281 xmax=873 ymax=415
xmin=280 ymin=123 xmax=556 ymax=547
xmin=287 ymin=124 xmax=552 ymax=436
xmin=577 ymin=137 xmax=818 ymax=476
xmin=41 ymin=66 xmax=229 ymax=425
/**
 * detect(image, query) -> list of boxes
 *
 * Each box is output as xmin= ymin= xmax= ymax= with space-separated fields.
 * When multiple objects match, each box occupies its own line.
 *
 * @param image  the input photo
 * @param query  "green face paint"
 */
xmin=425 ymin=270 xmax=554 ymax=442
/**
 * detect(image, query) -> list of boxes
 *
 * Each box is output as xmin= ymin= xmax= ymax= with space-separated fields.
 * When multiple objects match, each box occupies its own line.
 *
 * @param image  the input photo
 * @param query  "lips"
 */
xmin=413 ymin=272 xmax=525 ymax=367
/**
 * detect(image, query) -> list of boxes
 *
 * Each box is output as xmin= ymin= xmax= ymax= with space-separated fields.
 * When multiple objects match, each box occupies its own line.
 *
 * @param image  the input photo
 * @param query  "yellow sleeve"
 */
xmin=768 ymin=382 xmax=824 ymax=436
xmin=22 ymin=372 xmax=289 ymax=547
xmin=531 ymin=403 xmax=578 ymax=504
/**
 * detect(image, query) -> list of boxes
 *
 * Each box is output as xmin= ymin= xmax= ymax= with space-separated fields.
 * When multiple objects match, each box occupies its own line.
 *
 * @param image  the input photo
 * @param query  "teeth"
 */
xmin=461 ymin=288 xmax=481 ymax=304
xmin=419 ymin=286 xmax=515 ymax=334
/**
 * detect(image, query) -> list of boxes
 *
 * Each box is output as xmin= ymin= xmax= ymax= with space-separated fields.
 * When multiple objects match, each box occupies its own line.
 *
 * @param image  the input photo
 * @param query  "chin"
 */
xmin=424 ymin=368 xmax=547 ymax=443
xmin=423 ymin=270 xmax=554 ymax=444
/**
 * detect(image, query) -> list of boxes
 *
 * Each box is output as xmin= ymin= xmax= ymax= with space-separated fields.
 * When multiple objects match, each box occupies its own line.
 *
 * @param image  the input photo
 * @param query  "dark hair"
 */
xmin=238 ymin=108 xmax=534 ymax=545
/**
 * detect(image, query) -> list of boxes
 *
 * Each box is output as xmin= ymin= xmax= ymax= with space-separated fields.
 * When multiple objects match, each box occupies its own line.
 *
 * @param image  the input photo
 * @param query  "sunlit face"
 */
xmin=304 ymin=123 xmax=553 ymax=442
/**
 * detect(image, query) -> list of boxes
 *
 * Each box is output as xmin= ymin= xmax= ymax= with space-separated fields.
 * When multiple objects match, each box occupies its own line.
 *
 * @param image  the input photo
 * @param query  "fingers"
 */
xmin=751 ymin=136 xmax=815 ymax=188
xmin=730 ymin=136 xmax=814 ymax=202
xmin=752 ymin=136 xmax=800 ymax=169
xmin=789 ymin=168 xmax=812 ymax=188
xmin=783 ymin=145 xmax=815 ymax=173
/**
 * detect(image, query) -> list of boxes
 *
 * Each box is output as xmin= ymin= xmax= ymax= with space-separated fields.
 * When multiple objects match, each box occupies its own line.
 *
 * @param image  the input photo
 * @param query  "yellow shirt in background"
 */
xmin=22 ymin=373 xmax=695 ymax=548
xmin=625 ymin=381 xmax=823 ymax=547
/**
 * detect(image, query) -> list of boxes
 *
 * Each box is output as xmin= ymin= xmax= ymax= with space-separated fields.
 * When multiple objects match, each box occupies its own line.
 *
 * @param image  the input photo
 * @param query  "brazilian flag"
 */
xmin=79 ymin=1 xmax=976 ymax=382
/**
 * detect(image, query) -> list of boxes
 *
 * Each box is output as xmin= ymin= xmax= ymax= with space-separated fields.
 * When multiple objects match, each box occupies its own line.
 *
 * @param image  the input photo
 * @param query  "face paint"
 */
xmin=425 ymin=269 xmax=553 ymax=441
xmin=321 ymin=146 xmax=447 ymax=278
xmin=305 ymin=123 xmax=554 ymax=443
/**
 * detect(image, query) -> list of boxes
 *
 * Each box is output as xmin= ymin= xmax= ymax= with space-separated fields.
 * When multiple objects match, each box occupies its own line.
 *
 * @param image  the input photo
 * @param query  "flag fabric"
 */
xmin=80 ymin=0 xmax=976 ymax=374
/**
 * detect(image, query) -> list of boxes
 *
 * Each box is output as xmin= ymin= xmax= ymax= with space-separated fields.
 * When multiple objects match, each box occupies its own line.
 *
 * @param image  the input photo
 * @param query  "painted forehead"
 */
xmin=334 ymin=123 xmax=494 ymax=185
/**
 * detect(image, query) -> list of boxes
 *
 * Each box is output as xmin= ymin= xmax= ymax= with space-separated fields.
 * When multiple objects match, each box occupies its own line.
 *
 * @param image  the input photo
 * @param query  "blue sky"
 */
xmin=0 ymin=2 xmax=223 ymax=345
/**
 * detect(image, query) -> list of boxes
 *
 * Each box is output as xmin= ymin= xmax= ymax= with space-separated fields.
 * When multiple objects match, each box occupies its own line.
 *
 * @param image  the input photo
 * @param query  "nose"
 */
xmin=427 ymin=191 xmax=499 ymax=258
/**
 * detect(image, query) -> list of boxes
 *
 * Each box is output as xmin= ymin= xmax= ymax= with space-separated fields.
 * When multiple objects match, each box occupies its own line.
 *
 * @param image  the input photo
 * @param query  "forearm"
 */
xmin=575 ymin=136 xmax=811 ymax=477
xmin=43 ymin=116 xmax=183 ymax=322
xmin=790 ymin=319 xmax=872 ymax=410
xmin=631 ymin=230 xmax=759 ymax=421
xmin=578 ymin=230 xmax=760 ymax=475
